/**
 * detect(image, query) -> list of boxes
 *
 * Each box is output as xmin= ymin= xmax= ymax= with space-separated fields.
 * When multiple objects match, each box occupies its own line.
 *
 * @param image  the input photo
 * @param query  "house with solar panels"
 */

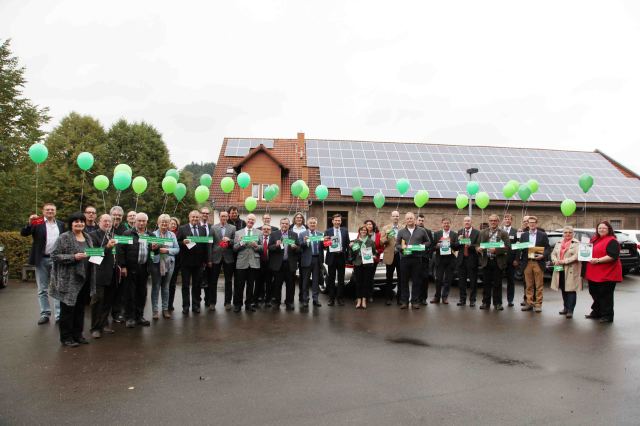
xmin=211 ymin=133 xmax=640 ymax=231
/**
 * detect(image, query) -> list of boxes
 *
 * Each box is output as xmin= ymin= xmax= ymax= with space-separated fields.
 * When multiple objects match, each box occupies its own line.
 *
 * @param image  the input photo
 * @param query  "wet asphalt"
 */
xmin=1 ymin=276 xmax=640 ymax=426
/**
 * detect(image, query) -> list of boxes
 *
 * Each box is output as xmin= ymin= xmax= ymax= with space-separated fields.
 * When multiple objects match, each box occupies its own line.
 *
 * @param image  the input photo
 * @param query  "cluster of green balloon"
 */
xmin=245 ymin=196 xmax=257 ymax=212
xmin=195 ymin=185 xmax=209 ymax=204
xmin=560 ymin=199 xmax=577 ymax=217
xmin=174 ymin=183 xmax=187 ymax=202
xmin=200 ymin=174 xmax=212 ymax=187
xmin=237 ymin=172 xmax=251 ymax=189
xmin=466 ymin=181 xmax=480 ymax=196
xmin=264 ymin=184 xmax=280 ymax=201
xmin=396 ymin=179 xmax=410 ymax=195
xmin=373 ymin=192 xmax=385 ymax=209
xmin=113 ymin=164 xmax=132 ymax=191
xmin=315 ymin=185 xmax=329 ymax=201
xmin=502 ymin=180 xmax=519 ymax=198
xmin=291 ymin=180 xmax=309 ymax=199
xmin=456 ymin=194 xmax=469 ymax=209
xmin=162 ymin=176 xmax=177 ymax=194
xmin=475 ymin=192 xmax=490 ymax=209
xmin=28 ymin=143 xmax=49 ymax=164
xmin=76 ymin=152 xmax=94 ymax=171
xmin=220 ymin=177 xmax=235 ymax=193
xmin=165 ymin=169 xmax=179 ymax=181
xmin=352 ymin=187 xmax=364 ymax=202
xmin=579 ymin=173 xmax=594 ymax=193
xmin=414 ymin=190 xmax=429 ymax=208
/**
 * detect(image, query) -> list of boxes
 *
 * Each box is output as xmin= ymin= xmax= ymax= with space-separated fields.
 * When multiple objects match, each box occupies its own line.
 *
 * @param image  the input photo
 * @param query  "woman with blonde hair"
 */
xmin=550 ymin=225 xmax=582 ymax=318
xmin=150 ymin=214 xmax=180 ymax=319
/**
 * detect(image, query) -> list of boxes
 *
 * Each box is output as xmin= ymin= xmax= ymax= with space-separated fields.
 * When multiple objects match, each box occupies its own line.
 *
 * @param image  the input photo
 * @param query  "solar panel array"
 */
xmin=306 ymin=139 xmax=640 ymax=203
xmin=225 ymin=139 xmax=274 ymax=156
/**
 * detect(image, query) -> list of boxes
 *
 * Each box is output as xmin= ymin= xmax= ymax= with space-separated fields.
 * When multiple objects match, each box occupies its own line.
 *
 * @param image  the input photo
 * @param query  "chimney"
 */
xmin=297 ymin=132 xmax=305 ymax=159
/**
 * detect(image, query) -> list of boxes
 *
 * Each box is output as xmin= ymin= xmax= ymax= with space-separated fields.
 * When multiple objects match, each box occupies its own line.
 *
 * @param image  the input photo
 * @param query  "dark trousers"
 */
xmin=254 ymin=262 xmax=273 ymax=302
xmin=435 ymin=258 xmax=455 ymax=300
xmin=168 ymin=262 xmax=180 ymax=310
xmin=559 ymin=271 xmax=576 ymax=313
xmin=90 ymin=284 xmax=115 ymax=332
xmin=355 ymin=264 xmax=375 ymax=298
xmin=505 ymin=258 xmax=516 ymax=304
xmin=400 ymin=256 xmax=423 ymax=304
xmin=181 ymin=265 xmax=202 ymax=310
xmin=272 ymin=261 xmax=294 ymax=305
xmin=110 ymin=267 xmax=124 ymax=320
xmin=301 ymin=256 xmax=322 ymax=303
xmin=327 ymin=254 xmax=346 ymax=301
xmin=234 ymin=267 xmax=258 ymax=307
xmin=59 ymin=281 xmax=89 ymax=342
xmin=419 ymin=259 xmax=430 ymax=302
xmin=124 ymin=264 xmax=149 ymax=320
xmin=203 ymin=264 xmax=213 ymax=306
xmin=588 ymin=281 xmax=616 ymax=319
xmin=210 ymin=261 xmax=234 ymax=305
xmin=482 ymin=259 xmax=503 ymax=306
xmin=458 ymin=256 xmax=478 ymax=303
xmin=385 ymin=255 xmax=400 ymax=301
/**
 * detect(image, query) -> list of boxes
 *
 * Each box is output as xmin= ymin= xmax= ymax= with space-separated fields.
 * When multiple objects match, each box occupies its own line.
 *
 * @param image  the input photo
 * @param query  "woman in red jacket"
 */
xmin=584 ymin=221 xmax=622 ymax=323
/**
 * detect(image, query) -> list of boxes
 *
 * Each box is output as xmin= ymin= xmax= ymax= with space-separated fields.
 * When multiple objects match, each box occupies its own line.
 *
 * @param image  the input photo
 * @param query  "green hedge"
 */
xmin=0 ymin=231 xmax=32 ymax=279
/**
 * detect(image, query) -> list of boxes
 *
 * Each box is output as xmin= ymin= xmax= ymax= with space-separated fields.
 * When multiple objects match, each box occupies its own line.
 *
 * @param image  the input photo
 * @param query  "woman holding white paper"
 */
xmin=550 ymin=226 xmax=581 ymax=318
xmin=350 ymin=225 xmax=376 ymax=309
xmin=150 ymin=214 xmax=180 ymax=319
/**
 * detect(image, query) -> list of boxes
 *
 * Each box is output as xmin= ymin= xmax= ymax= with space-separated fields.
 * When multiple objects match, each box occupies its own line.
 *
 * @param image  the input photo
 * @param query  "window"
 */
xmin=251 ymin=184 xmax=260 ymax=199
xmin=262 ymin=184 xmax=269 ymax=200
xmin=610 ymin=219 xmax=622 ymax=229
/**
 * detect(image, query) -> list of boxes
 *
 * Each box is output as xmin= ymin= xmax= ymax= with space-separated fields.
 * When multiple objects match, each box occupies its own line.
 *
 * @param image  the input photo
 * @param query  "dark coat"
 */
xmin=89 ymin=229 xmax=116 ymax=286
xmin=116 ymin=229 xmax=155 ymax=269
xmin=176 ymin=224 xmax=208 ymax=267
xmin=209 ymin=223 xmax=236 ymax=264
xmin=395 ymin=227 xmax=430 ymax=259
xmin=49 ymin=231 xmax=96 ymax=306
xmin=478 ymin=228 xmax=511 ymax=270
xmin=456 ymin=227 xmax=480 ymax=267
xmin=268 ymin=229 xmax=300 ymax=272
xmin=518 ymin=230 xmax=550 ymax=268
xmin=20 ymin=219 xmax=65 ymax=266
xmin=323 ymin=227 xmax=350 ymax=265
xmin=433 ymin=230 xmax=460 ymax=266
xmin=298 ymin=229 xmax=325 ymax=267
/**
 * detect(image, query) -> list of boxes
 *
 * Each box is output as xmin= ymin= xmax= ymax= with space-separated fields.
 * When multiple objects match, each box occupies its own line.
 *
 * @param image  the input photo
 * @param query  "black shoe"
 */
xmin=420 ymin=299 xmax=428 ymax=306
xmin=520 ymin=301 xmax=526 ymax=306
xmin=337 ymin=299 xmax=345 ymax=306
xmin=495 ymin=304 xmax=504 ymax=311
xmin=585 ymin=312 xmax=601 ymax=319
xmin=62 ymin=340 xmax=79 ymax=347
xmin=430 ymin=298 xmax=440 ymax=304
xmin=457 ymin=301 xmax=466 ymax=306
xmin=137 ymin=318 xmax=151 ymax=326
xmin=508 ymin=303 xmax=514 ymax=307
xmin=265 ymin=302 xmax=272 ymax=308
xmin=285 ymin=304 xmax=294 ymax=311
xmin=411 ymin=303 xmax=420 ymax=310
xmin=114 ymin=315 xmax=125 ymax=324
xmin=559 ymin=310 xmax=568 ymax=315
xmin=37 ymin=315 xmax=50 ymax=325
xmin=385 ymin=299 xmax=393 ymax=306
xmin=400 ymin=304 xmax=408 ymax=309
xmin=479 ymin=304 xmax=489 ymax=310
xmin=302 ymin=303 xmax=309 ymax=309
xmin=328 ymin=299 xmax=335 ymax=306
xmin=521 ymin=305 xmax=533 ymax=311
xmin=469 ymin=302 xmax=476 ymax=308
xmin=246 ymin=305 xmax=256 ymax=312
xmin=233 ymin=306 xmax=241 ymax=313
xmin=168 ymin=306 xmax=175 ymax=312
xmin=192 ymin=307 xmax=200 ymax=314
xmin=599 ymin=317 xmax=613 ymax=323
xmin=74 ymin=336 xmax=90 ymax=344
xmin=182 ymin=308 xmax=189 ymax=315
xmin=313 ymin=301 xmax=322 ymax=307
xmin=125 ymin=320 xmax=136 ymax=328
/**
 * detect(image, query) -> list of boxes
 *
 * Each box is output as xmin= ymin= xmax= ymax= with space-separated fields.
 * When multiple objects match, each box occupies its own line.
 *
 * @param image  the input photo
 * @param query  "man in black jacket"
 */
xmin=324 ymin=213 xmax=350 ymax=306
xmin=254 ymin=224 xmax=274 ymax=307
xmin=108 ymin=206 xmax=127 ymax=323
xmin=89 ymin=214 xmax=117 ymax=338
xmin=432 ymin=218 xmax=460 ymax=304
xmin=228 ymin=206 xmax=246 ymax=230
xmin=177 ymin=210 xmax=208 ymax=314
xmin=457 ymin=216 xmax=480 ymax=307
xmin=517 ymin=216 xmax=550 ymax=312
xmin=269 ymin=218 xmax=299 ymax=310
xmin=395 ymin=212 xmax=431 ymax=309
xmin=502 ymin=214 xmax=519 ymax=307
xmin=416 ymin=214 xmax=435 ymax=305
xmin=20 ymin=202 xmax=65 ymax=325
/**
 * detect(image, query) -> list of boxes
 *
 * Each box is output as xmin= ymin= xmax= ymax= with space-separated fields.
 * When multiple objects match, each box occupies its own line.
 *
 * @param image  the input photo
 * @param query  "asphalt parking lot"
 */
xmin=1 ymin=276 xmax=640 ymax=425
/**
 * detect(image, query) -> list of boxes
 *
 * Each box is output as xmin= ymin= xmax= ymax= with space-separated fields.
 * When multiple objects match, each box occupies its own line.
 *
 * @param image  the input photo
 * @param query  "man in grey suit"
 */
xmin=298 ymin=217 xmax=324 ymax=309
xmin=233 ymin=213 xmax=261 ymax=312
xmin=209 ymin=211 xmax=236 ymax=311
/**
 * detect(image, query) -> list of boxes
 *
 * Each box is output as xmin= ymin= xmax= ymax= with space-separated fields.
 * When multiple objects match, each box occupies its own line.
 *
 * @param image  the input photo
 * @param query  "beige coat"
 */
xmin=380 ymin=224 xmax=399 ymax=265
xmin=550 ymin=239 xmax=583 ymax=292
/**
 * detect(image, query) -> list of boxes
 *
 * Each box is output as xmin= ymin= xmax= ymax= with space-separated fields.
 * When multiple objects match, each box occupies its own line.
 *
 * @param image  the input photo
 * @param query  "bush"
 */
xmin=0 ymin=231 xmax=32 ymax=278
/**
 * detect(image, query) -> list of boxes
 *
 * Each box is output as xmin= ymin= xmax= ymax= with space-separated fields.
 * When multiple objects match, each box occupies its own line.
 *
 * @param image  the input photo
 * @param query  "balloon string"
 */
xmin=79 ymin=172 xmax=85 ymax=211
xmin=172 ymin=200 xmax=181 ymax=215
xmin=115 ymin=190 xmax=121 ymax=206
xmin=161 ymin=194 xmax=168 ymax=214
xmin=134 ymin=194 xmax=139 ymax=211
xmin=35 ymin=164 xmax=39 ymax=213
xmin=101 ymin=190 xmax=106 ymax=213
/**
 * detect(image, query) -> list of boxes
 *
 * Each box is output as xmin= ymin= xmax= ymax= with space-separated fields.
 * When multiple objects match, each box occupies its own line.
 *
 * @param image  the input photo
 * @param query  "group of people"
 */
xmin=21 ymin=203 xmax=623 ymax=347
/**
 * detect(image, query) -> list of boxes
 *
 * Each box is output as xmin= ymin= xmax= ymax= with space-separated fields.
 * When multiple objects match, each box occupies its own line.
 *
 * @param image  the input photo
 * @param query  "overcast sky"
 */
xmin=3 ymin=0 xmax=640 ymax=172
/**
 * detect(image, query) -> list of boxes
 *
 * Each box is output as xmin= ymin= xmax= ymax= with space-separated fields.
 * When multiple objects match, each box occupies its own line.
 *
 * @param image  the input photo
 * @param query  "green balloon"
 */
xmin=373 ymin=192 xmax=385 ymax=209
xmin=315 ymin=185 xmax=329 ymax=201
xmin=174 ymin=183 xmax=187 ymax=201
xmin=352 ymin=187 xmax=364 ymax=202
xmin=291 ymin=180 xmax=304 ymax=197
xmin=194 ymin=185 xmax=210 ymax=204
xmin=456 ymin=194 xmax=469 ymax=209
xmin=396 ymin=179 xmax=410 ymax=195
xmin=579 ymin=173 xmax=594 ymax=193
xmin=264 ymin=185 xmax=276 ymax=201
xmin=132 ymin=176 xmax=148 ymax=194
xmin=271 ymin=184 xmax=280 ymax=196
xmin=414 ymin=190 xmax=430 ymax=208
xmin=76 ymin=152 xmax=94 ymax=171
xmin=475 ymin=191 xmax=490 ymax=209
xmin=93 ymin=175 xmax=109 ymax=191
xmin=299 ymin=184 xmax=310 ymax=200
xmin=518 ymin=184 xmax=531 ymax=201
xmin=162 ymin=176 xmax=177 ymax=194
xmin=527 ymin=179 xmax=540 ymax=194
xmin=114 ymin=164 xmax=132 ymax=176
xmin=467 ymin=181 xmax=480 ymax=196
xmin=503 ymin=183 xmax=517 ymax=199
xmin=560 ymin=199 xmax=577 ymax=217
xmin=244 ymin=196 xmax=257 ymax=212
xmin=165 ymin=169 xmax=179 ymax=181
xmin=220 ymin=177 xmax=235 ymax=193
xmin=508 ymin=179 xmax=519 ymax=189
xmin=200 ymin=174 xmax=212 ymax=187
xmin=28 ymin=143 xmax=48 ymax=164
xmin=237 ymin=172 xmax=251 ymax=189
xmin=113 ymin=172 xmax=132 ymax=191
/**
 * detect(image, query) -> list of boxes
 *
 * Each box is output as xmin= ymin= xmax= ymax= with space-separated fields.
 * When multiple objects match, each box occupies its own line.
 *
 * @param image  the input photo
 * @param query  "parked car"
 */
xmin=555 ymin=228 xmax=640 ymax=275
xmin=0 ymin=244 xmax=8 ymax=289
xmin=618 ymin=229 xmax=640 ymax=251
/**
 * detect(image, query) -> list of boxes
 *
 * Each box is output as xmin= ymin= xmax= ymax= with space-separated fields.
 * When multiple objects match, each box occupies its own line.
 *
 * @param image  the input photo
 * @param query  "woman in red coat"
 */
xmin=584 ymin=221 xmax=622 ymax=323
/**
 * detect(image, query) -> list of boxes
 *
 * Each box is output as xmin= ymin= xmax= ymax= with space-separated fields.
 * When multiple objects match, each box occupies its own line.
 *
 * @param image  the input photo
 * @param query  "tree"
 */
xmin=182 ymin=161 xmax=216 ymax=188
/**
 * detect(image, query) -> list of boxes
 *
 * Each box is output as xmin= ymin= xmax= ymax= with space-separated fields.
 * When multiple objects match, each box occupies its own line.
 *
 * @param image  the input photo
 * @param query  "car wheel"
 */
xmin=319 ymin=265 xmax=328 ymax=294
xmin=0 ymin=260 xmax=8 ymax=289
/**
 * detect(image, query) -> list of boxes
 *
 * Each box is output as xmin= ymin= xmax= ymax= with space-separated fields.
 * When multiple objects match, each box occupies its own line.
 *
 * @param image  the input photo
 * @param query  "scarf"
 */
xmin=559 ymin=238 xmax=572 ymax=260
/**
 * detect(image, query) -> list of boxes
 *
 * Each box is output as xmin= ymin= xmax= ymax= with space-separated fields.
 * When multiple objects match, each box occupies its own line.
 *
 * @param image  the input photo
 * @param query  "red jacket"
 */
xmin=585 ymin=235 xmax=622 ymax=283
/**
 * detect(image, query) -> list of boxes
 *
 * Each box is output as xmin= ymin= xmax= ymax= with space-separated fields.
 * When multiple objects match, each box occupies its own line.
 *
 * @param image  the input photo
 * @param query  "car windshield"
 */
xmin=616 ymin=232 xmax=630 ymax=243
xmin=548 ymin=235 xmax=563 ymax=247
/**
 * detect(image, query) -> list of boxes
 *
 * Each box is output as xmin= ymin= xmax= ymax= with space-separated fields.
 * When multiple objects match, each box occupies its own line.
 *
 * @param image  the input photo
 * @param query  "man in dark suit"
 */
xmin=502 ymin=214 xmax=519 ymax=307
xmin=323 ymin=213 xmax=350 ymax=306
xmin=477 ymin=214 xmax=511 ymax=310
xmin=209 ymin=211 xmax=236 ymax=310
xmin=20 ymin=202 xmax=65 ymax=325
xmin=260 ymin=213 xmax=279 ymax=232
xmin=254 ymin=224 xmax=274 ymax=307
xmin=518 ymin=216 xmax=550 ymax=312
xmin=199 ymin=207 xmax=214 ymax=309
xmin=457 ymin=216 xmax=480 ymax=307
xmin=298 ymin=217 xmax=324 ymax=308
xmin=416 ymin=214 xmax=435 ymax=305
xmin=176 ymin=210 xmax=208 ymax=315
xmin=268 ymin=218 xmax=299 ymax=310
xmin=432 ymin=218 xmax=460 ymax=304
xmin=108 ymin=205 xmax=127 ymax=323
xmin=89 ymin=214 xmax=117 ymax=338
xmin=395 ymin=212 xmax=431 ymax=309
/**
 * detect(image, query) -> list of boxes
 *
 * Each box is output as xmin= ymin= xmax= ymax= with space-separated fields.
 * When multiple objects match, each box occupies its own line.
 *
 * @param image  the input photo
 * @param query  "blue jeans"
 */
xmin=36 ymin=257 xmax=60 ymax=319
xmin=150 ymin=261 xmax=174 ymax=312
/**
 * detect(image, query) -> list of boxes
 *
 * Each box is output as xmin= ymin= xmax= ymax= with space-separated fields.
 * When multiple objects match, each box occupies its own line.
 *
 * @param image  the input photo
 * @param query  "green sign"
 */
xmin=113 ymin=235 xmax=133 ymax=245
xmin=480 ymin=241 xmax=505 ymax=249
xmin=84 ymin=247 xmax=105 ymax=256
xmin=459 ymin=238 xmax=471 ymax=245
xmin=190 ymin=236 xmax=214 ymax=243
xmin=308 ymin=234 xmax=324 ymax=242
xmin=408 ymin=244 xmax=426 ymax=251
xmin=282 ymin=238 xmax=296 ymax=246
xmin=352 ymin=243 xmax=361 ymax=251
xmin=139 ymin=236 xmax=174 ymax=245
xmin=553 ymin=265 xmax=564 ymax=272
xmin=241 ymin=235 xmax=259 ymax=243
xmin=403 ymin=249 xmax=412 ymax=255
xmin=511 ymin=241 xmax=533 ymax=250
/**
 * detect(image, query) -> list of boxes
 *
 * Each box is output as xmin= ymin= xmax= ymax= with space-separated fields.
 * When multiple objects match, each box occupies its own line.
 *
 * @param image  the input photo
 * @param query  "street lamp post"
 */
xmin=466 ymin=167 xmax=479 ymax=217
